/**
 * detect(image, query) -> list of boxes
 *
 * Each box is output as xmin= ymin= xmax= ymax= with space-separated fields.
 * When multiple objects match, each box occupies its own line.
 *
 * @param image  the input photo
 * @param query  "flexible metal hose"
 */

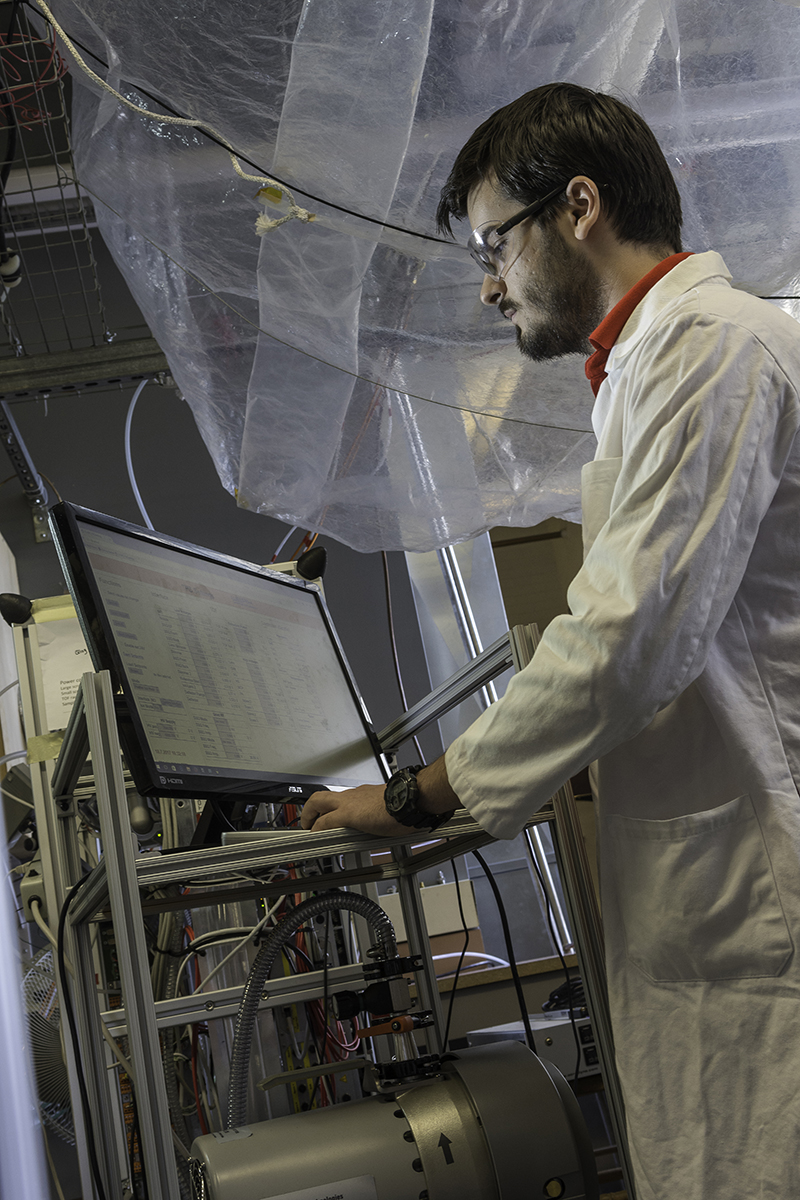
xmin=226 ymin=890 xmax=397 ymax=1129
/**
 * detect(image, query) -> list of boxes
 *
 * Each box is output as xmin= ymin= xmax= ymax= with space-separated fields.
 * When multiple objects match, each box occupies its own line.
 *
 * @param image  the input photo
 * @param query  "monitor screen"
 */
xmin=50 ymin=504 xmax=388 ymax=800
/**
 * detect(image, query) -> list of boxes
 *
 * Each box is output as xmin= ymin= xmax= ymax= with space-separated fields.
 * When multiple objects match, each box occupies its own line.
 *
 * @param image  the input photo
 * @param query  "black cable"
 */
xmin=208 ymin=797 xmax=236 ymax=831
xmin=22 ymin=0 xmax=456 ymax=249
xmin=442 ymin=857 xmax=470 ymax=1051
xmin=305 ymin=912 xmax=336 ymax=1107
xmin=57 ymin=872 xmax=110 ymax=1200
xmin=281 ymin=939 xmax=314 ymax=972
xmin=528 ymin=851 xmax=583 ymax=1082
xmin=128 ymin=1084 xmax=150 ymax=1200
xmin=381 ymin=551 xmax=427 ymax=765
xmin=381 ymin=551 xmax=409 ymax=710
xmin=471 ymin=850 xmax=536 ymax=1055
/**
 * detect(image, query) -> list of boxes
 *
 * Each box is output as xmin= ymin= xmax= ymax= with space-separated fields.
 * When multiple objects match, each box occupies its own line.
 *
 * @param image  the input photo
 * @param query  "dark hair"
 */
xmin=437 ymin=82 xmax=682 ymax=253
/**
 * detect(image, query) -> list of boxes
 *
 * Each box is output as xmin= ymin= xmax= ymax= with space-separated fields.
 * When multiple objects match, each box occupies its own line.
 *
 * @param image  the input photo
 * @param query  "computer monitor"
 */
xmin=49 ymin=503 xmax=389 ymax=803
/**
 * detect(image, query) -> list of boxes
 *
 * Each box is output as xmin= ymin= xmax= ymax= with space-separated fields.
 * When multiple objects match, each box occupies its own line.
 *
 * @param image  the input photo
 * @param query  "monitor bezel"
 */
xmin=49 ymin=502 xmax=390 ymax=801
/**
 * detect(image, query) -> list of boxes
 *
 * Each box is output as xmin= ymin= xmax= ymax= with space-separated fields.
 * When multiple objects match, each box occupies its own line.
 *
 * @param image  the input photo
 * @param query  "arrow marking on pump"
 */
xmin=438 ymin=1133 xmax=454 ymax=1165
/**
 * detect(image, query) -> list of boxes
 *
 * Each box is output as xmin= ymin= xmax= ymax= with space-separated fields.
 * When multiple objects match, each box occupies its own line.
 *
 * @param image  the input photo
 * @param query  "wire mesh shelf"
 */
xmin=0 ymin=12 xmax=110 ymax=359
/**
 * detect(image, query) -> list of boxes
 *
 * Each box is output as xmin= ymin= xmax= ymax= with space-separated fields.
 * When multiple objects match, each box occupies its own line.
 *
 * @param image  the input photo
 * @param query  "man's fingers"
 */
xmin=299 ymin=784 xmax=402 ymax=836
xmin=299 ymin=790 xmax=337 ymax=829
xmin=309 ymin=808 xmax=349 ymax=832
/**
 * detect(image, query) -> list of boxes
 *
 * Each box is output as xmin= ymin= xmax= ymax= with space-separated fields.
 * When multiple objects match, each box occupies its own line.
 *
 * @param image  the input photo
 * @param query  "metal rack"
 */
xmin=20 ymin=621 xmax=635 ymax=1200
xmin=0 ymin=9 xmax=109 ymax=359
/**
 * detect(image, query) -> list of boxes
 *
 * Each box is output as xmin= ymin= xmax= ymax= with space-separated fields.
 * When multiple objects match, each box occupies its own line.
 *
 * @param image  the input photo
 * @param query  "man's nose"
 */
xmin=480 ymin=273 xmax=506 ymax=307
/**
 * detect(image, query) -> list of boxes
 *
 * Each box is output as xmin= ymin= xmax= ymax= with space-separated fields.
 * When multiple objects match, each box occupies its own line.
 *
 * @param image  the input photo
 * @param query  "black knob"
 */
xmin=0 ymin=593 xmax=32 ymax=626
xmin=296 ymin=545 xmax=327 ymax=580
xmin=331 ymin=990 xmax=362 ymax=1020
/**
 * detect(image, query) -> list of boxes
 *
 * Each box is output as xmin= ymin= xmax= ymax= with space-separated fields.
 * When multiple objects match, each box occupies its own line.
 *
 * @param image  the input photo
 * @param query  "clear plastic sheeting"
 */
xmin=49 ymin=0 xmax=800 ymax=550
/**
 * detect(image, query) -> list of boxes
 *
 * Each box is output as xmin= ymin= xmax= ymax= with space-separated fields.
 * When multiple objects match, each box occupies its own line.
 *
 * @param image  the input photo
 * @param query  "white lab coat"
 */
xmin=445 ymin=252 xmax=800 ymax=1198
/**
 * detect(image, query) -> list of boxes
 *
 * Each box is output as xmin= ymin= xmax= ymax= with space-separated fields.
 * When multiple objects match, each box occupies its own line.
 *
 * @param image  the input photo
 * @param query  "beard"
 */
xmin=507 ymin=223 xmax=606 ymax=362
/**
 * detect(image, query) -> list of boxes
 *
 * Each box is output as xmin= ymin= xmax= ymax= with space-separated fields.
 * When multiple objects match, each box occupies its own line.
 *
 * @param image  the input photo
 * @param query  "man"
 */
xmin=301 ymin=84 xmax=800 ymax=1198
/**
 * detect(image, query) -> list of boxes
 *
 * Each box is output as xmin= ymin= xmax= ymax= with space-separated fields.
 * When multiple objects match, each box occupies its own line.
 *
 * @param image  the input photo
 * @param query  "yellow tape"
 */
xmin=31 ymin=595 xmax=76 ymax=623
xmin=256 ymin=185 xmax=284 ymax=206
xmin=27 ymin=730 xmax=64 ymax=763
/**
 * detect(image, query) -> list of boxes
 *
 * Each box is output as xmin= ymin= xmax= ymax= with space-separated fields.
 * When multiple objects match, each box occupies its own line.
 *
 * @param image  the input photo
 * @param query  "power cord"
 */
xmin=381 ymin=551 xmax=427 ymax=765
xmin=528 ymin=852 xmax=583 ymax=1082
xmin=442 ymin=856 xmax=470 ymax=1050
xmin=471 ymin=849 xmax=536 ymax=1055
xmin=31 ymin=896 xmax=135 ymax=1075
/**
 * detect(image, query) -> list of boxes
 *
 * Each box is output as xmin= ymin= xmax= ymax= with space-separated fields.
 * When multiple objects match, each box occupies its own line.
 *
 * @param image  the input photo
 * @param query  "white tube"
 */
xmin=193 ymin=894 xmax=285 ymax=993
xmin=124 ymin=378 xmax=155 ymax=530
xmin=270 ymin=525 xmax=297 ymax=562
xmin=433 ymin=951 xmax=511 ymax=968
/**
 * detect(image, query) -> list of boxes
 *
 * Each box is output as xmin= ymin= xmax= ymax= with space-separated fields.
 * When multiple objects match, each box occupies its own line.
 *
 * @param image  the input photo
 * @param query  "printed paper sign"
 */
xmin=35 ymin=617 xmax=91 ymax=731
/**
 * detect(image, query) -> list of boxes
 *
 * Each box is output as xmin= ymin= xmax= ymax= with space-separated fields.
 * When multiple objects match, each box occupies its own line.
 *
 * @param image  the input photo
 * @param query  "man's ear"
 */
xmin=564 ymin=176 xmax=603 ymax=242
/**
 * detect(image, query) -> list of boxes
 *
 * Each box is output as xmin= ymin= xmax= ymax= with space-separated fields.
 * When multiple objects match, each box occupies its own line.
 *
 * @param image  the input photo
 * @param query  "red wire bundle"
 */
xmin=0 ymin=25 xmax=68 ymax=129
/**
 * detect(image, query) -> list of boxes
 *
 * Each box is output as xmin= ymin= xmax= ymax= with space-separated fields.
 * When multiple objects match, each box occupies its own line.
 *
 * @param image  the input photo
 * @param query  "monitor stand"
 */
xmin=188 ymin=783 xmax=329 ymax=848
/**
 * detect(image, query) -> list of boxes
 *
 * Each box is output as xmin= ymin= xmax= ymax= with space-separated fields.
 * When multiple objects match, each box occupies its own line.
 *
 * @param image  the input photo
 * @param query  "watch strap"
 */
xmin=384 ymin=766 xmax=454 ymax=831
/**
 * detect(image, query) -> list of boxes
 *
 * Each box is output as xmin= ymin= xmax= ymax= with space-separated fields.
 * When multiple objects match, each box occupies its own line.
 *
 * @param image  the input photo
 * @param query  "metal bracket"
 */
xmin=0 ymin=337 xmax=169 ymax=400
xmin=0 ymin=399 xmax=49 ymax=541
xmin=257 ymin=1057 xmax=371 ymax=1092
xmin=31 ymin=505 xmax=50 ymax=543
xmin=378 ymin=631 xmax=514 ymax=751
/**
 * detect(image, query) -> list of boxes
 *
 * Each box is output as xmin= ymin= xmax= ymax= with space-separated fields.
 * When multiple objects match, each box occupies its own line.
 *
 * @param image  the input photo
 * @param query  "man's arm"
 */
xmin=299 ymin=753 xmax=461 ymax=834
xmin=445 ymin=314 xmax=800 ymax=839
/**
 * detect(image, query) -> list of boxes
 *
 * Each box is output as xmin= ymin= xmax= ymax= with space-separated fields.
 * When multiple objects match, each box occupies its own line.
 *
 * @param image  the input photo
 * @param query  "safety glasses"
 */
xmin=467 ymin=183 xmax=568 ymax=279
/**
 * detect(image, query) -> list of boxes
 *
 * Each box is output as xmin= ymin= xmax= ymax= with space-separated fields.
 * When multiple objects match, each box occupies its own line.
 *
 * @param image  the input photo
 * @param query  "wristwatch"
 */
xmin=384 ymin=766 xmax=453 ymax=831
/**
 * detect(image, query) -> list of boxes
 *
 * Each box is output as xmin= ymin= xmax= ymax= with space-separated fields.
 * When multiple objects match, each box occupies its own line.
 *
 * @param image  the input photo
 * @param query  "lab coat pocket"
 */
xmin=610 ymin=794 xmax=793 ymax=983
xmin=581 ymin=457 xmax=622 ymax=555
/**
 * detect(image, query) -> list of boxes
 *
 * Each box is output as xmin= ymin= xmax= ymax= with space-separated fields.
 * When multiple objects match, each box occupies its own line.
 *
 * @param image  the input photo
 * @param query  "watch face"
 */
xmin=385 ymin=772 xmax=412 ymax=815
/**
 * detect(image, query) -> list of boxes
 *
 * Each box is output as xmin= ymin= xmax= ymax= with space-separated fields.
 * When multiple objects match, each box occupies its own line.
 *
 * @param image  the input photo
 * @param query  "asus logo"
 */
xmin=288 ymin=786 xmax=303 ymax=793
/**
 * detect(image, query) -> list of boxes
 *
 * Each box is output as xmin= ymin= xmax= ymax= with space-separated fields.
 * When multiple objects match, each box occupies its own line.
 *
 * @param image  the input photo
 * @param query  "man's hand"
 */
xmin=299 ymin=784 xmax=405 ymax=835
xmin=299 ymin=755 xmax=462 ymax=835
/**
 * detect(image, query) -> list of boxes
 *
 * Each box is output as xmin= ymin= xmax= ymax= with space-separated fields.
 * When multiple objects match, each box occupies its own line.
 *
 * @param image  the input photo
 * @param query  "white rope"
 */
xmin=32 ymin=0 xmax=315 ymax=235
